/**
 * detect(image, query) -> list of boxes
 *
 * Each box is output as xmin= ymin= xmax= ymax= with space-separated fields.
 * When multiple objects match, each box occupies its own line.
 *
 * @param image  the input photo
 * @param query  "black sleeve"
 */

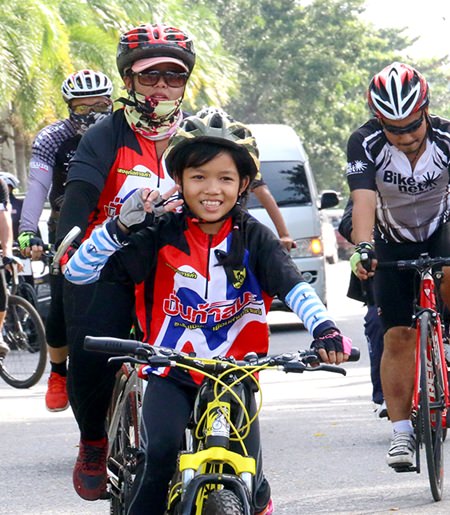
xmin=55 ymin=181 xmax=100 ymax=246
xmin=245 ymin=216 xmax=304 ymax=299
xmin=338 ymin=197 xmax=353 ymax=243
xmin=96 ymin=217 xmax=166 ymax=284
xmin=346 ymin=126 xmax=377 ymax=192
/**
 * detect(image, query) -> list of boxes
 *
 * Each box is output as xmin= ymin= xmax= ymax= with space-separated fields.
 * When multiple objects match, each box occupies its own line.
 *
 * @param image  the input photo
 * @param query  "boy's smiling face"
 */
xmin=178 ymin=151 xmax=249 ymax=234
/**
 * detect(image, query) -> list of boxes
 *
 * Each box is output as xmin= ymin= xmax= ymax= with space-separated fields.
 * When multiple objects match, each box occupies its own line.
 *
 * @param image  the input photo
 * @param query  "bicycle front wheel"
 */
xmin=0 ymin=295 xmax=47 ymax=389
xmin=202 ymin=489 xmax=245 ymax=515
xmin=418 ymin=311 xmax=445 ymax=501
xmin=108 ymin=367 xmax=142 ymax=514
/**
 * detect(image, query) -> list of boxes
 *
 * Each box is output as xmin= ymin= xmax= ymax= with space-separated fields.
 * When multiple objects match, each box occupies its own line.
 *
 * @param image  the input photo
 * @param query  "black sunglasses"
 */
xmin=133 ymin=70 xmax=189 ymax=88
xmin=71 ymin=102 xmax=111 ymax=115
xmin=382 ymin=111 xmax=425 ymax=135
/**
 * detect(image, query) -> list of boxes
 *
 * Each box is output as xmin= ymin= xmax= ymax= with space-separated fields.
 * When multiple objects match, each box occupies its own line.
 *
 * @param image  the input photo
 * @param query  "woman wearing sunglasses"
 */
xmin=346 ymin=62 xmax=450 ymax=471
xmin=54 ymin=23 xmax=197 ymax=502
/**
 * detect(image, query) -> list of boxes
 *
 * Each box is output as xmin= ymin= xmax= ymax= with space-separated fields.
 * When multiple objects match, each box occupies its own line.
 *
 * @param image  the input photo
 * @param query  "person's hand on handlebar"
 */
xmin=350 ymin=241 xmax=378 ymax=280
xmin=311 ymin=328 xmax=352 ymax=365
xmin=2 ymin=255 xmax=24 ymax=273
xmin=18 ymin=231 xmax=44 ymax=261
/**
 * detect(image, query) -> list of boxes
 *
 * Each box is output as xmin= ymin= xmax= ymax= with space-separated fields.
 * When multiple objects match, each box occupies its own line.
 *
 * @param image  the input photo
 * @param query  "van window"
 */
xmin=247 ymin=161 xmax=312 ymax=209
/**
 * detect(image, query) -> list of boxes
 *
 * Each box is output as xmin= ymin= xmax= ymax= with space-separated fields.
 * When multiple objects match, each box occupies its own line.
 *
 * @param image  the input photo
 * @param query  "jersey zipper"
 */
xmin=156 ymin=158 xmax=162 ymax=189
xmin=204 ymin=234 xmax=213 ymax=299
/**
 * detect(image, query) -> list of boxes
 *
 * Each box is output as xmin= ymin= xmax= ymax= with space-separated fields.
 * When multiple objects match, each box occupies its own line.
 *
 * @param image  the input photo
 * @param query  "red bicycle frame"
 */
xmin=412 ymin=268 xmax=450 ymax=427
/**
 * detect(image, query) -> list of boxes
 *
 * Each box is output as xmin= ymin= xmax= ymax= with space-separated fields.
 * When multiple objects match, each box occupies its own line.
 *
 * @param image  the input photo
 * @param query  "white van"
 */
xmin=247 ymin=124 xmax=338 ymax=308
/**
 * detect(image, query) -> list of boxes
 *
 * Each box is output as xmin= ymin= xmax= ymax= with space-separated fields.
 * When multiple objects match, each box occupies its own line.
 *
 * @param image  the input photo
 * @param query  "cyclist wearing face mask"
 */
xmin=55 ymin=23 xmax=197 ymax=502
xmin=17 ymin=69 xmax=113 ymax=413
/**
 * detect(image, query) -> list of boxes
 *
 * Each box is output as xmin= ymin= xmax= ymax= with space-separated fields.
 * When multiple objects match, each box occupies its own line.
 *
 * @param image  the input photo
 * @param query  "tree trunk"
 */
xmin=13 ymin=125 xmax=28 ymax=190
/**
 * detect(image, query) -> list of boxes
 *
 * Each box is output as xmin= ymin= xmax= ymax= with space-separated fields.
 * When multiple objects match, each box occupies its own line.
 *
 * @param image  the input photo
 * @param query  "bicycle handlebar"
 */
xmin=377 ymin=253 xmax=450 ymax=272
xmin=84 ymin=336 xmax=360 ymax=376
xmin=50 ymin=226 xmax=81 ymax=274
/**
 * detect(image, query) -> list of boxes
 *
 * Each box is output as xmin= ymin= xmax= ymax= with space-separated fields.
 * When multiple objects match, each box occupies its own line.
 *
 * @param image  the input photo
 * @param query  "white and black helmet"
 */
xmin=368 ymin=62 xmax=429 ymax=120
xmin=61 ymin=69 xmax=113 ymax=102
xmin=0 ymin=172 xmax=20 ymax=189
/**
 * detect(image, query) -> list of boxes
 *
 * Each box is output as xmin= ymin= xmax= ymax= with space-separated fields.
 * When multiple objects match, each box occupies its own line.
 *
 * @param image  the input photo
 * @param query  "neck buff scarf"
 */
xmin=117 ymin=90 xmax=183 ymax=141
xmin=69 ymin=108 xmax=113 ymax=135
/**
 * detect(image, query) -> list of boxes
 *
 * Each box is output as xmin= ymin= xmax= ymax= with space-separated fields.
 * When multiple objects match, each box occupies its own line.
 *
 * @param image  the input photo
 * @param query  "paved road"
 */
xmin=1 ymin=261 xmax=450 ymax=514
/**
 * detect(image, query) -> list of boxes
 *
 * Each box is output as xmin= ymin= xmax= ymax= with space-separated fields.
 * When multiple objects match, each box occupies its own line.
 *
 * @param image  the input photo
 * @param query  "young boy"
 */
xmin=65 ymin=110 xmax=351 ymax=514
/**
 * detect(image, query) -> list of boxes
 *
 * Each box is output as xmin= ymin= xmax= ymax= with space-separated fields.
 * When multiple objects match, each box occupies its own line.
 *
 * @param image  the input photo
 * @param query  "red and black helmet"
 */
xmin=116 ymin=23 xmax=196 ymax=78
xmin=368 ymin=62 xmax=429 ymax=120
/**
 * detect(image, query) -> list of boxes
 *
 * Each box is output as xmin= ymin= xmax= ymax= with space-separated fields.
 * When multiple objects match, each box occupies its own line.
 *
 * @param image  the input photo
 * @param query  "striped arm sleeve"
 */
xmin=64 ymin=223 xmax=123 ymax=285
xmin=285 ymin=282 xmax=335 ymax=335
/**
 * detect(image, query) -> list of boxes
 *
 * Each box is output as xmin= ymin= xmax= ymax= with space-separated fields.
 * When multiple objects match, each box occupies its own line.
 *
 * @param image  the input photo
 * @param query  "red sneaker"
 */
xmin=73 ymin=437 xmax=108 ymax=500
xmin=256 ymin=498 xmax=274 ymax=515
xmin=45 ymin=372 xmax=69 ymax=412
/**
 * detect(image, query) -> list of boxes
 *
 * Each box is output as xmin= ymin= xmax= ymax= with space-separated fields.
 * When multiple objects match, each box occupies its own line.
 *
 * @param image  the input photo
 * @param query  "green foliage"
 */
xmin=210 ymin=0 xmax=435 ymax=195
xmin=2 ymin=0 xmax=450 ymax=193
xmin=0 ymin=0 xmax=236 ymax=140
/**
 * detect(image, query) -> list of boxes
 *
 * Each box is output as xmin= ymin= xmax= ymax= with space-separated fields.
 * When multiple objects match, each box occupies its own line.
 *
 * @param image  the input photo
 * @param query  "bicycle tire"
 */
xmin=202 ymin=489 xmax=245 ymax=515
xmin=419 ymin=311 xmax=445 ymax=501
xmin=108 ymin=368 xmax=142 ymax=515
xmin=0 ymin=295 xmax=47 ymax=388
xmin=17 ymin=281 xmax=39 ymax=309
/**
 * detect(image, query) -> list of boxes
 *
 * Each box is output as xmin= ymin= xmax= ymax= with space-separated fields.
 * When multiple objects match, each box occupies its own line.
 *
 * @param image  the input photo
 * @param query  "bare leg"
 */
xmin=381 ymin=326 xmax=415 ymax=422
xmin=48 ymin=345 xmax=68 ymax=364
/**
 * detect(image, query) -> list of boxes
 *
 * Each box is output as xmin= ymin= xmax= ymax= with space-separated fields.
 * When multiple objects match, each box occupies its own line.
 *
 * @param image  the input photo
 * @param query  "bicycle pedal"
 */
xmin=391 ymin=464 xmax=416 ymax=473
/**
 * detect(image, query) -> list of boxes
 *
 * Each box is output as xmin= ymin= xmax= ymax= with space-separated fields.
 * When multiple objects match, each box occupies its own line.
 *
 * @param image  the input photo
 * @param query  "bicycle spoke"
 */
xmin=0 ymin=295 xmax=47 ymax=389
xmin=419 ymin=312 xmax=445 ymax=501
xmin=107 ymin=368 xmax=142 ymax=514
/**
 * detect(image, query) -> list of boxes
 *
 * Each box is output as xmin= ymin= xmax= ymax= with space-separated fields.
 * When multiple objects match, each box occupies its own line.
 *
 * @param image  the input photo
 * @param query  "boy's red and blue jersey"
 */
xmin=66 ymin=210 xmax=336 ymax=385
xmin=135 ymin=218 xmax=273 ymax=371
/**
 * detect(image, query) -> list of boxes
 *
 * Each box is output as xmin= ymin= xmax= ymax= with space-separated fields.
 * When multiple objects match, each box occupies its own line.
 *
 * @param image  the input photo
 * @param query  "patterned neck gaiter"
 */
xmin=117 ymin=91 xmax=183 ymax=141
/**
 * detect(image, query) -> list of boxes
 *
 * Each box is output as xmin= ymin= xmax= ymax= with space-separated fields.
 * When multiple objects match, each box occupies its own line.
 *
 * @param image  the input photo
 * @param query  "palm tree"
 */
xmin=0 ymin=0 xmax=237 ymax=183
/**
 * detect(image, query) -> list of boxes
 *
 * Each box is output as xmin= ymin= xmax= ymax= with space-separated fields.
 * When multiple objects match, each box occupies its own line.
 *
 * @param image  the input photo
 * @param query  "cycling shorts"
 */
xmin=374 ymin=220 xmax=450 ymax=332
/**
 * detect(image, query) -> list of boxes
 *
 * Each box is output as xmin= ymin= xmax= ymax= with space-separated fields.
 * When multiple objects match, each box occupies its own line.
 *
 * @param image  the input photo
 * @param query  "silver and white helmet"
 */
xmin=61 ymin=69 xmax=113 ymax=102
xmin=0 ymin=172 xmax=20 ymax=189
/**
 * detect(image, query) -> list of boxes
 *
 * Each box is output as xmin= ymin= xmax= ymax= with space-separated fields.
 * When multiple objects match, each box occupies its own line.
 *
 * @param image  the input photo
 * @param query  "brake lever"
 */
xmin=282 ymin=361 xmax=306 ymax=373
xmin=107 ymin=356 xmax=145 ymax=366
xmin=313 ymin=364 xmax=347 ymax=376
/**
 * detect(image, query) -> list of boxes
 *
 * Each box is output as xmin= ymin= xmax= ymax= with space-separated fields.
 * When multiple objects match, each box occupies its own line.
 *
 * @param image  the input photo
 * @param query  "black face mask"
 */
xmin=69 ymin=108 xmax=112 ymax=134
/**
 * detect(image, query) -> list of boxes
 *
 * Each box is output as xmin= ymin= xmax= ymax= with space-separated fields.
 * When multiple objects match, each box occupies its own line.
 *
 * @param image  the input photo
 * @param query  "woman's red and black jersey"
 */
xmin=64 ymin=108 xmax=176 ymax=239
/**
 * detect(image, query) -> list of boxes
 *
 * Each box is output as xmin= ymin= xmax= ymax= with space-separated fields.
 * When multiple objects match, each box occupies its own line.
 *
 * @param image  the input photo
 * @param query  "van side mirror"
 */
xmin=320 ymin=190 xmax=339 ymax=210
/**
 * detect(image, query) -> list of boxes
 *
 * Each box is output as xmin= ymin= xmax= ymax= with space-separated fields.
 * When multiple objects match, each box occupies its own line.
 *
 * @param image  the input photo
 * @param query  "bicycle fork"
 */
xmin=174 ymin=396 xmax=255 ymax=514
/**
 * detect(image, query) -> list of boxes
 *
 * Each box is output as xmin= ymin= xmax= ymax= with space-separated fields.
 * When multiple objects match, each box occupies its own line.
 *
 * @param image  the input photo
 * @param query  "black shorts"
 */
xmin=374 ymin=221 xmax=450 ymax=332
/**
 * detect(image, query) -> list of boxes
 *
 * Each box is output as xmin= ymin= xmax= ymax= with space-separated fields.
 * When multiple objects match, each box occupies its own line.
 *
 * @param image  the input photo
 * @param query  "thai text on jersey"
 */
xmin=116 ymin=23 xmax=196 ymax=78
xmin=61 ymin=70 xmax=113 ymax=101
xmin=368 ymin=62 xmax=429 ymax=120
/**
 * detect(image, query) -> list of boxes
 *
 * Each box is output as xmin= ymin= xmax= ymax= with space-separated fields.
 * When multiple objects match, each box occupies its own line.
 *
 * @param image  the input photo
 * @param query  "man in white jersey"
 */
xmin=346 ymin=62 xmax=450 ymax=469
